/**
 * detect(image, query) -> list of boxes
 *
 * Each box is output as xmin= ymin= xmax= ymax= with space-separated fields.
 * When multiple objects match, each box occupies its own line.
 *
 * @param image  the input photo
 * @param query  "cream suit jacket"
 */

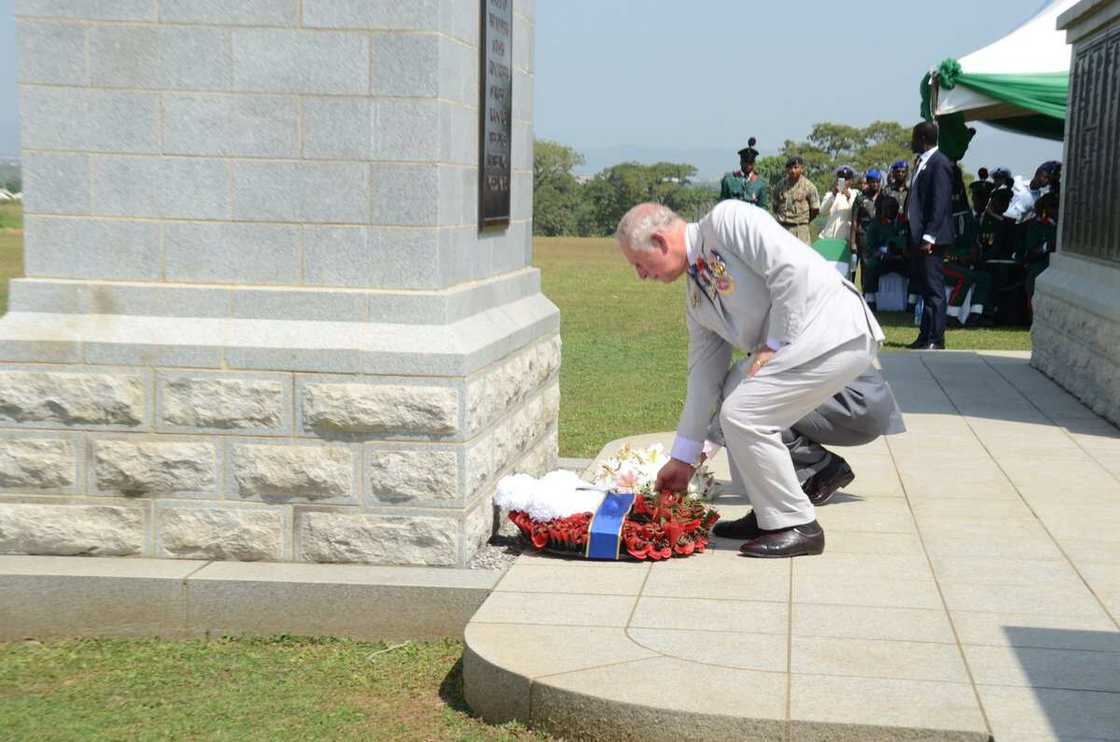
xmin=676 ymin=200 xmax=885 ymax=453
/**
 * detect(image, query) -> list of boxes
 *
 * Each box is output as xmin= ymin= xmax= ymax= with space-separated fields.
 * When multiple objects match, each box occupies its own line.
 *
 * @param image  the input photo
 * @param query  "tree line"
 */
xmin=533 ymin=121 xmax=917 ymax=237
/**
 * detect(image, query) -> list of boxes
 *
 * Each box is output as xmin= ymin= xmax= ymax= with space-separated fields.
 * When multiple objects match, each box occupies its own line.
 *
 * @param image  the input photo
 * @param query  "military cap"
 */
xmin=737 ymin=137 xmax=760 ymax=163
xmin=865 ymin=168 xmax=882 ymax=181
xmin=890 ymin=160 xmax=909 ymax=172
xmin=836 ymin=166 xmax=855 ymax=179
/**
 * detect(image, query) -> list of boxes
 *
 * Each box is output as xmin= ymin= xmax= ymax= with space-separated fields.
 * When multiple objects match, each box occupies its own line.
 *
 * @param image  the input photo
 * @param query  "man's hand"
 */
xmin=919 ymin=241 xmax=934 ymax=255
xmin=748 ymin=346 xmax=776 ymax=377
xmin=654 ymin=459 xmax=695 ymax=494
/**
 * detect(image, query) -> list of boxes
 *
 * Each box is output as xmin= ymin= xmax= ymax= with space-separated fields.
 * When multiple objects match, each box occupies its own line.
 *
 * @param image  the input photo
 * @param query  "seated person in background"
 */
xmin=1031 ymin=160 xmax=1061 ymax=202
xmin=942 ymin=163 xmax=994 ymax=325
xmin=979 ymin=184 xmax=1016 ymax=260
xmin=1020 ymin=192 xmax=1059 ymax=314
xmin=860 ymin=196 xmax=909 ymax=310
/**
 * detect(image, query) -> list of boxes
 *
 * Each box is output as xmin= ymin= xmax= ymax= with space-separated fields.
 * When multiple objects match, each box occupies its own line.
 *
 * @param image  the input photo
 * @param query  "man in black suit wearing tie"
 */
xmin=905 ymin=121 xmax=956 ymax=350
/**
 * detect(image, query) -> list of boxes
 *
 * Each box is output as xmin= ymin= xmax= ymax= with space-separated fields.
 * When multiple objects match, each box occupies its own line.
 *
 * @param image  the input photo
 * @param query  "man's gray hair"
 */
xmin=615 ymin=202 xmax=680 ymax=253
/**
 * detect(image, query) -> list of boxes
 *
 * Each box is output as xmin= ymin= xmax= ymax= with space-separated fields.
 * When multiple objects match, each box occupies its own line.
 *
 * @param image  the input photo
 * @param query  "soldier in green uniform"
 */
xmin=1020 ymin=192 xmax=1058 ymax=313
xmin=852 ymin=168 xmax=882 ymax=260
xmin=719 ymin=137 xmax=769 ymax=209
xmin=860 ymin=195 xmax=909 ymax=310
xmin=942 ymin=163 xmax=993 ymax=325
xmin=882 ymin=160 xmax=910 ymax=214
xmin=771 ymin=156 xmax=820 ymax=244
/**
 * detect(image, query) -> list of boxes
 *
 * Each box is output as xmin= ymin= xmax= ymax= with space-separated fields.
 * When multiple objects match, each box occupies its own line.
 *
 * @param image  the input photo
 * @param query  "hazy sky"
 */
xmin=1 ymin=0 xmax=1064 ymax=177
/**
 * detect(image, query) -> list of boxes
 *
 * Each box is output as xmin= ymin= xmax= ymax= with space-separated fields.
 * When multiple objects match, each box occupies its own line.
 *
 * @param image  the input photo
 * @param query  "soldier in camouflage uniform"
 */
xmin=771 ymin=156 xmax=820 ymax=244
xmin=719 ymin=137 xmax=769 ymax=209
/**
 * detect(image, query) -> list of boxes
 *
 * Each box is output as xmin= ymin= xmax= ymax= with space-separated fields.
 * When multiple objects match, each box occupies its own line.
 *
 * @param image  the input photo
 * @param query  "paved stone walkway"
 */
xmin=464 ymin=351 xmax=1120 ymax=741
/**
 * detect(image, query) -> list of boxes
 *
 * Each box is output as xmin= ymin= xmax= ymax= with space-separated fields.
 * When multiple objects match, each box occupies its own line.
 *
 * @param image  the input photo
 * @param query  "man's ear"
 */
xmin=650 ymin=231 xmax=669 ymax=253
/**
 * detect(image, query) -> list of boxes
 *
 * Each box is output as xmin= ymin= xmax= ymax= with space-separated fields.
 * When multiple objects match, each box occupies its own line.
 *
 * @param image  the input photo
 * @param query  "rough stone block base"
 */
xmin=1031 ymin=253 xmax=1120 ymax=425
xmin=0 ymin=312 xmax=559 ymax=567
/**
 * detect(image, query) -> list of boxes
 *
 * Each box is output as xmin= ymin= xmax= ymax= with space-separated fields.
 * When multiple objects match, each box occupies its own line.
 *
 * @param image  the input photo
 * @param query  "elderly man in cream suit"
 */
xmin=617 ymin=200 xmax=885 ymax=557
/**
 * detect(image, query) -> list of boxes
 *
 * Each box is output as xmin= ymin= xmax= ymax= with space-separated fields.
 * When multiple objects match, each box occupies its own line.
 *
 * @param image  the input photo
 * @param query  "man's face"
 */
xmin=1030 ymin=169 xmax=1050 ymax=190
xmin=867 ymin=180 xmax=880 ymax=195
xmin=910 ymin=130 xmax=923 ymax=154
xmin=892 ymin=169 xmax=907 ymax=186
xmin=623 ymin=240 xmax=686 ymax=284
xmin=787 ymin=163 xmax=803 ymax=181
xmin=740 ymin=156 xmax=754 ymax=175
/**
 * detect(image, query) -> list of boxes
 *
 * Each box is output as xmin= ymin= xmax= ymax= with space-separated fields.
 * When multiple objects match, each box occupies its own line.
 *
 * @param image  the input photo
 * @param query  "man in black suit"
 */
xmin=905 ymin=121 xmax=956 ymax=350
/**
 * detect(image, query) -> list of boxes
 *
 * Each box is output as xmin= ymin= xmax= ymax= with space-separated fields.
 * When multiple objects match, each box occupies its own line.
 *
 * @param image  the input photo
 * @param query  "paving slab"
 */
xmin=464 ymin=352 xmax=1120 ymax=740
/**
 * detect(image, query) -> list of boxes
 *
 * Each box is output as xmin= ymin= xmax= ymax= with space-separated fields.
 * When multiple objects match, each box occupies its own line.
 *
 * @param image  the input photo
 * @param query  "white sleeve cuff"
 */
xmin=701 ymin=440 xmax=723 ymax=458
xmin=923 ymin=233 xmax=936 ymax=244
xmin=671 ymin=436 xmax=703 ymax=466
xmin=765 ymin=337 xmax=784 ymax=351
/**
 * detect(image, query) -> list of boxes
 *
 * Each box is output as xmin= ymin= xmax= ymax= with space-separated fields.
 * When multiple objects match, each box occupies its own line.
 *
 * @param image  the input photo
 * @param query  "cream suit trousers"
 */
xmin=720 ymin=333 xmax=879 ymax=530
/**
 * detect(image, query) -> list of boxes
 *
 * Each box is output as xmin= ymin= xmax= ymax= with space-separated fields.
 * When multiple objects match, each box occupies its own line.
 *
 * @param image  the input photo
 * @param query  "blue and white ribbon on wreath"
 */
xmin=585 ymin=491 xmax=636 ymax=560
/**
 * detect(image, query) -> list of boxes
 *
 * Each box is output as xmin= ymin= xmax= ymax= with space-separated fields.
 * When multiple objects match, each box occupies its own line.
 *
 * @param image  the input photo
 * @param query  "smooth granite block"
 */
xmin=511 ymin=171 xmax=532 ymax=221
xmin=159 ymin=0 xmax=300 ymax=25
xmin=0 ymin=556 xmax=193 ymax=639
xmin=5 ymin=278 xmax=88 ymax=314
xmin=231 ymin=288 xmax=368 ymax=322
xmin=79 ymin=283 xmax=232 ymax=319
xmin=13 ymin=0 xmax=156 ymax=21
xmin=302 ymin=0 xmax=440 ymax=30
xmin=232 ymin=29 xmax=369 ymax=95
xmin=21 ymin=152 xmax=90 ymax=215
xmin=16 ymin=20 xmax=87 ymax=85
xmin=233 ymin=161 xmax=369 ymax=224
xmin=301 ymin=97 xmax=371 ymax=159
xmin=790 ymin=675 xmax=988 ymax=742
xmin=533 ymin=657 xmax=787 ymax=742
xmin=977 ymin=684 xmax=1120 ymax=741
xmin=370 ymin=32 xmax=439 ymax=97
xmin=368 ymin=227 xmax=444 ymax=289
xmin=471 ymin=591 xmax=636 ymax=628
xmin=91 ymin=157 xmax=229 ymax=220
xmin=437 ymin=35 xmax=477 ymax=105
xmin=440 ymin=102 xmax=478 ymax=166
xmin=371 ymin=99 xmax=440 ymax=162
xmin=20 ymin=88 xmax=160 ymax=153
xmin=512 ymin=68 xmax=532 ymax=123
xmin=24 ymin=216 xmax=161 ymax=280
xmin=164 ymin=222 xmax=301 ymax=285
xmin=89 ymin=26 xmax=159 ymax=88
xmin=439 ymin=0 xmax=480 ymax=46
xmin=186 ymin=560 xmax=492 ymax=639
xmin=513 ymin=12 xmax=531 ymax=73
xmin=512 ymin=120 xmax=532 ymax=171
xmin=164 ymin=94 xmax=299 ymax=157
xmin=158 ymin=27 xmax=231 ymax=91
xmin=302 ymin=225 xmax=371 ymax=287
xmin=370 ymin=163 xmax=440 ymax=226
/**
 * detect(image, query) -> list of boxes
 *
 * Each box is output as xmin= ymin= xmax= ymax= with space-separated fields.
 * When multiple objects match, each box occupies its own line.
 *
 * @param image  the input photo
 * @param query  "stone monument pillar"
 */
xmin=0 ymin=0 xmax=558 ymax=566
xmin=1033 ymin=0 xmax=1120 ymax=426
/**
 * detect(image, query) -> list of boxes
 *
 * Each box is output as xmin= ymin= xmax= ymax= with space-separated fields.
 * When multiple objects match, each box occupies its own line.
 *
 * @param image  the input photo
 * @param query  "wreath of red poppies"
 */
xmin=508 ymin=491 xmax=720 ymax=561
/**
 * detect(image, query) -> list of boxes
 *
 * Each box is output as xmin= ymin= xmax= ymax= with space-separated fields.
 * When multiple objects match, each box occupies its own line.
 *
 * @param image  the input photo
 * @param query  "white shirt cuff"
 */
xmin=922 ymin=234 xmax=936 ymax=244
xmin=701 ymin=440 xmax=723 ymax=458
xmin=671 ymin=436 xmax=703 ymax=466
xmin=765 ymin=338 xmax=783 ymax=351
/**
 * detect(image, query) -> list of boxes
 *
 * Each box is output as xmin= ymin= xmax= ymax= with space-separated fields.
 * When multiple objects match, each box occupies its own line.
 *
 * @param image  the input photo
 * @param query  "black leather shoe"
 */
xmin=906 ymin=338 xmax=930 ymax=350
xmin=926 ymin=341 xmax=945 ymax=350
xmin=739 ymin=520 xmax=825 ymax=558
xmin=804 ymin=456 xmax=854 ymax=506
xmin=712 ymin=511 xmax=762 ymax=540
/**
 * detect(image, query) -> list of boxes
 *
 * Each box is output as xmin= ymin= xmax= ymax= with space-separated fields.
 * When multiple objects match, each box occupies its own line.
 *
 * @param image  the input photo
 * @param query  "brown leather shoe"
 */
xmin=804 ymin=456 xmax=854 ymax=506
xmin=739 ymin=520 xmax=825 ymax=558
xmin=712 ymin=511 xmax=762 ymax=540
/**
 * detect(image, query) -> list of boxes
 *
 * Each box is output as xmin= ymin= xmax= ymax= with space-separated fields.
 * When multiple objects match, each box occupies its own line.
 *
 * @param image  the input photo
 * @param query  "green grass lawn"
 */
xmin=0 ymin=203 xmax=23 ymax=315
xmin=0 ymin=637 xmax=549 ymax=741
xmin=533 ymin=237 xmax=1032 ymax=458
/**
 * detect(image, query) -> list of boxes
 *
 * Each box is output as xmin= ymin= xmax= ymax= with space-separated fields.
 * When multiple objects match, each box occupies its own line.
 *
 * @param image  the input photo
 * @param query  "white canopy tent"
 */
xmin=928 ymin=0 xmax=1074 ymax=141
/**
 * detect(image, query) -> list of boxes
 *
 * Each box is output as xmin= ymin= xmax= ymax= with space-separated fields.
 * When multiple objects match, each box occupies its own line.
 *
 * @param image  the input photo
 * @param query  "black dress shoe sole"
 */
xmin=807 ymin=465 xmax=855 ymax=506
xmin=739 ymin=541 xmax=825 ymax=558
